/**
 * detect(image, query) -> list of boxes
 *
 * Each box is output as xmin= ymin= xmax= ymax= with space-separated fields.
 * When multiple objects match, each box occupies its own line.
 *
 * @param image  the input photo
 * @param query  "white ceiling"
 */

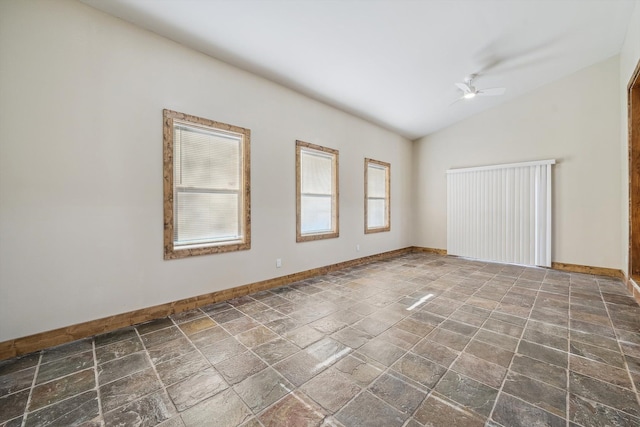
xmin=81 ymin=0 xmax=637 ymax=140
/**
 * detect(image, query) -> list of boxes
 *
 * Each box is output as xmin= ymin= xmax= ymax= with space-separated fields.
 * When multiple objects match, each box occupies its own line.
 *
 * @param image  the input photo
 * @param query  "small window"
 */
xmin=163 ymin=109 xmax=250 ymax=259
xmin=365 ymin=158 xmax=390 ymax=233
xmin=296 ymin=140 xmax=339 ymax=242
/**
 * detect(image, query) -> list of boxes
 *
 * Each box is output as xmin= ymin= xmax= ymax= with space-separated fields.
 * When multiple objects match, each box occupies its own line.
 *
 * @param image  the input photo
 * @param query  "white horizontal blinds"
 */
xmin=446 ymin=160 xmax=554 ymax=267
xmin=300 ymin=148 xmax=335 ymax=234
xmin=173 ymin=122 xmax=243 ymax=247
xmin=367 ymin=164 xmax=387 ymax=228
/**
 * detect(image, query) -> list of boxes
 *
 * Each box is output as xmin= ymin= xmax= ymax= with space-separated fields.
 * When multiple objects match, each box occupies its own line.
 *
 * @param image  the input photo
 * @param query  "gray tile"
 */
xmin=100 ymin=369 xmax=162 ymax=413
xmin=569 ymin=371 xmax=640 ymax=417
xmin=214 ymin=351 xmax=267 ymax=385
xmin=95 ymin=336 xmax=144 ymax=364
xmin=259 ymin=392 xmax=327 ymax=427
xmin=273 ymin=351 xmax=323 ymax=387
xmin=300 ymin=368 xmax=360 ymax=413
xmin=29 ymin=369 xmax=95 ymax=412
xmin=434 ymin=371 xmax=498 ymax=417
xmin=414 ymin=394 xmax=486 ymax=427
xmin=569 ymin=394 xmax=640 ymax=427
xmin=492 ymin=393 xmax=565 ymax=427
xmin=136 ymin=318 xmax=174 ymax=335
xmin=181 ymin=389 xmax=251 ymax=427
xmin=98 ymin=351 xmax=150 ymax=385
xmin=391 ymin=352 xmax=446 ymax=388
xmin=154 ymin=350 xmax=210 ymax=387
xmin=358 ymin=339 xmax=405 ymax=366
xmin=451 ymin=353 xmax=507 ymax=388
xmin=0 ymin=389 xmax=29 ymax=424
xmin=369 ymin=373 xmax=426 ymax=416
xmin=24 ymin=390 xmax=99 ymax=427
xmin=103 ymin=390 xmax=176 ymax=427
xmin=334 ymin=355 xmax=384 ymax=387
xmin=253 ymin=338 xmax=299 ymax=364
xmin=517 ymin=340 xmax=567 ymax=368
xmin=335 ymin=391 xmax=405 ymax=427
xmin=234 ymin=368 xmax=293 ymax=413
xmin=167 ymin=368 xmax=227 ymax=411
xmin=510 ymin=354 xmax=567 ymax=390
xmin=502 ymin=372 xmax=566 ymax=417
xmin=0 ymin=367 xmax=35 ymax=396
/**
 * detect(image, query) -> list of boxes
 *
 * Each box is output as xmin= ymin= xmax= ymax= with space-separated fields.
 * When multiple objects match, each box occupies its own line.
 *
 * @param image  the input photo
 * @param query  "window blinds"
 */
xmin=300 ymin=149 xmax=334 ymax=234
xmin=446 ymin=159 xmax=554 ymax=267
xmin=174 ymin=123 xmax=243 ymax=247
xmin=367 ymin=164 xmax=387 ymax=228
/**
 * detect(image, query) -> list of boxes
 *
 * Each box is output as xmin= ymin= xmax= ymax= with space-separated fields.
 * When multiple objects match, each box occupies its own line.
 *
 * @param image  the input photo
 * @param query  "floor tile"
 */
xmin=390 ymin=352 xmax=447 ymax=388
xmin=491 ymin=393 xmax=565 ymax=427
xmin=0 ymin=389 xmax=29 ymax=424
xmin=569 ymin=371 xmax=640 ymax=417
xmin=333 ymin=355 xmax=384 ymax=387
xmin=154 ymin=350 xmax=210 ymax=387
xmin=167 ymin=368 xmax=228 ymax=411
xmin=357 ymin=339 xmax=405 ymax=366
xmin=502 ymin=372 xmax=566 ymax=417
xmin=413 ymin=394 xmax=486 ymax=427
xmin=99 ymin=368 xmax=162 ymax=413
xmin=234 ymin=368 xmax=293 ymax=413
xmin=29 ymin=368 xmax=95 ymax=412
xmin=215 ymin=352 xmax=267 ymax=385
xmin=95 ymin=336 xmax=144 ymax=364
xmin=259 ymin=392 xmax=326 ymax=427
xmin=569 ymin=394 xmax=640 ymax=427
xmin=300 ymin=368 xmax=360 ymax=413
xmin=253 ymin=338 xmax=300 ymax=365
xmin=434 ymin=371 xmax=498 ymax=417
xmin=369 ymin=372 xmax=426 ymax=416
xmin=199 ymin=337 xmax=246 ymax=365
xmin=180 ymin=389 xmax=252 ymax=427
xmin=24 ymin=390 xmax=99 ymax=427
xmin=335 ymin=391 xmax=405 ymax=427
xmin=98 ymin=351 xmax=150 ymax=385
xmin=103 ymin=390 xmax=176 ymax=427
xmin=0 ymin=367 xmax=35 ymax=396
xmin=273 ymin=351 xmax=323 ymax=387
xmin=451 ymin=353 xmax=507 ymax=388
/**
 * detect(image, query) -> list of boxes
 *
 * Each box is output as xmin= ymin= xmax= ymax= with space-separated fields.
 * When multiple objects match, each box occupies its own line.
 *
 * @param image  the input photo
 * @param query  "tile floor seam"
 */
xmin=91 ymin=339 xmax=103 ymax=425
xmin=19 ymin=352 xmax=42 ymax=427
xmin=566 ymin=275 xmax=572 ymax=427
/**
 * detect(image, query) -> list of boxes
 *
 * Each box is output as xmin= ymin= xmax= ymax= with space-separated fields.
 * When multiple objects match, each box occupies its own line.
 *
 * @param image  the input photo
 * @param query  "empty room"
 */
xmin=2 ymin=0 xmax=640 ymax=426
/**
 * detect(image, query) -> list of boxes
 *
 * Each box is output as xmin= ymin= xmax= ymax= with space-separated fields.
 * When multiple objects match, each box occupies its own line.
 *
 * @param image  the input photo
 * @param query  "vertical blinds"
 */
xmin=300 ymin=149 xmax=334 ymax=234
xmin=367 ymin=164 xmax=387 ymax=228
xmin=174 ymin=123 xmax=243 ymax=247
xmin=446 ymin=160 xmax=554 ymax=267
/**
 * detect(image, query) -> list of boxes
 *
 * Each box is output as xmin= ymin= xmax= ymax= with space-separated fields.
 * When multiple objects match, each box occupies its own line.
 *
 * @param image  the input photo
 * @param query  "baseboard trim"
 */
xmin=0 ymin=247 xmax=413 ymax=360
xmin=412 ymin=246 xmax=447 ymax=255
xmin=626 ymin=276 xmax=640 ymax=305
xmin=550 ymin=262 xmax=624 ymax=279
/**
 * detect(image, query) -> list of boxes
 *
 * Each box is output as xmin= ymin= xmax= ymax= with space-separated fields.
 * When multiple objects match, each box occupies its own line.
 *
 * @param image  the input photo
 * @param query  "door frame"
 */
xmin=628 ymin=59 xmax=640 ymax=278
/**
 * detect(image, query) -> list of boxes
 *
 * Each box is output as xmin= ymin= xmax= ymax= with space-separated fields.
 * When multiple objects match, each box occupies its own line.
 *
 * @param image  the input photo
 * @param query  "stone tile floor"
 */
xmin=2 ymin=253 xmax=640 ymax=426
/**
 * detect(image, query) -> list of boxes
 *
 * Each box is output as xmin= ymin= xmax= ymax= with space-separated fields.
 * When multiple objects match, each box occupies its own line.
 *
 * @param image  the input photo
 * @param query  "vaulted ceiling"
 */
xmin=82 ymin=0 xmax=637 ymax=139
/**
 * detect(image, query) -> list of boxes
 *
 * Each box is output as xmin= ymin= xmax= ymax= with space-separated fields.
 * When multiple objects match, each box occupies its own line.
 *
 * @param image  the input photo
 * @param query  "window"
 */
xmin=365 ymin=158 xmax=390 ymax=233
xmin=163 ymin=109 xmax=250 ymax=259
xmin=296 ymin=140 xmax=339 ymax=242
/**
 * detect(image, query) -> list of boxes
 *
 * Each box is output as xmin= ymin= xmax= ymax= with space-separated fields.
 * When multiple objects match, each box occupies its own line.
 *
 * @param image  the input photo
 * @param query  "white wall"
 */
xmin=413 ymin=56 xmax=622 ymax=269
xmin=620 ymin=3 xmax=640 ymax=276
xmin=0 ymin=0 xmax=413 ymax=341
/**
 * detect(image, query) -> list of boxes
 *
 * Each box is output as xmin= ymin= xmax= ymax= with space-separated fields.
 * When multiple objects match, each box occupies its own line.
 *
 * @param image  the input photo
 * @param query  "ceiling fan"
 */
xmin=452 ymin=74 xmax=506 ymax=104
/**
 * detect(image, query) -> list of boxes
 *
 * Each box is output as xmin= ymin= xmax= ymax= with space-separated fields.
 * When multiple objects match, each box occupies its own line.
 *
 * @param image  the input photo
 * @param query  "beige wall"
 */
xmin=0 ymin=0 xmax=414 ymax=341
xmin=413 ymin=56 xmax=622 ymax=269
xmin=620 ymin=3 xmax=640 ymax=276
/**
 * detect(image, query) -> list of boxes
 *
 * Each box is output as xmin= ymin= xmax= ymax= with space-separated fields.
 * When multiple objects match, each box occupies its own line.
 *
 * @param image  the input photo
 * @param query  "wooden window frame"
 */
xmin=163 ymin=109 xmax=251 ymax=259
xmin=296 ymin=140 xmax=339 ymax=242
xmin=364 ymin=158 xmax=391 ymax=233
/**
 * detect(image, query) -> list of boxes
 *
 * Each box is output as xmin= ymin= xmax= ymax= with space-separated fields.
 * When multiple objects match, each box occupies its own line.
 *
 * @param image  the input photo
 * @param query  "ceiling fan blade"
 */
xmin=455 ymin=82 xmax=470 ymax=93
xmin=477 ymin=87 xmax=506 ymax=96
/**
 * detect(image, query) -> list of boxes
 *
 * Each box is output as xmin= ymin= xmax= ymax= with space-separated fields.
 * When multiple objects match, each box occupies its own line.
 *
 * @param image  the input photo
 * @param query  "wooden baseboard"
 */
xmin=550 ymin=262 xmax=624 ymax=279
xmin=0 ymin=247 xmax=412 ymax=361
xmin=411 ymin=246 xmax=447 ymax=255
xmin=625 ymin=276 xmax=640 ymax=305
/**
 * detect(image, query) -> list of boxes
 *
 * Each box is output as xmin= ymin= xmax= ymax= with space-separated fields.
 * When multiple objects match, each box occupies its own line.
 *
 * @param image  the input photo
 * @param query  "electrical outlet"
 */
xmin=276 ymin=258 xmax=282 ymax=268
